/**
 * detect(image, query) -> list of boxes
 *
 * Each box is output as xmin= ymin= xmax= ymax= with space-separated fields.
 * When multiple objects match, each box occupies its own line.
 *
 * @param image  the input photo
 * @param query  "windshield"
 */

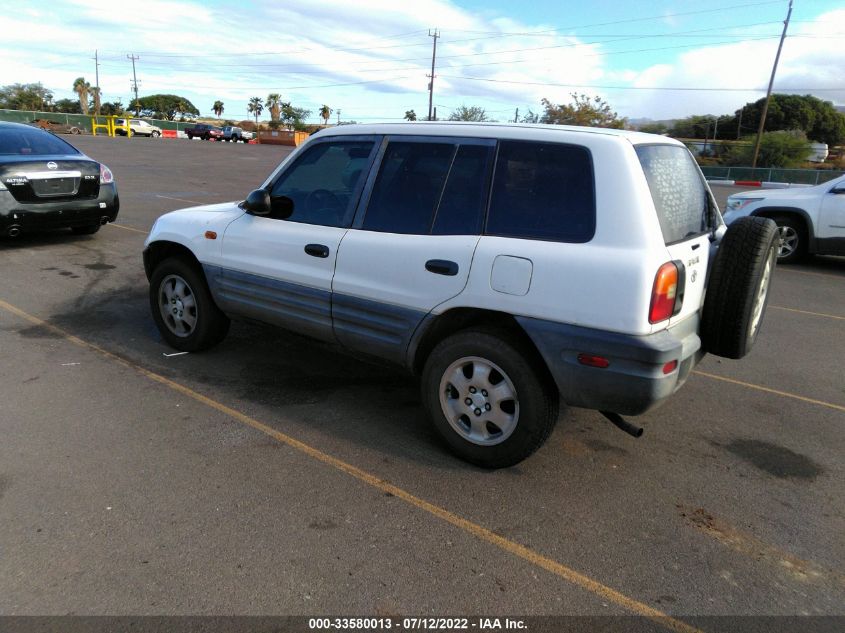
xmin=636 ymin=144 xmax=715 ymax=244
xmin=0 ymin=127 xmax=81 ymax=156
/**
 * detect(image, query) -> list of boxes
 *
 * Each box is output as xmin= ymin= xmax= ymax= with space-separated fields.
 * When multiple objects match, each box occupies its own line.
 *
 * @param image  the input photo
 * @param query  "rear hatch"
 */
xmin=1 ymin=157 xmax=100 ymax=204
xmin=636 ymin=144 xmax=719 ymax=327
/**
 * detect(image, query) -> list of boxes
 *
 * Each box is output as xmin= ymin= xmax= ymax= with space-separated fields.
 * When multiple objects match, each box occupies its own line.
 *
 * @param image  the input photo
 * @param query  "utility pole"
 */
xmin=737 ymin=105 xmax=743 ymax=140
xmin=127 ymin=53 xmax=140 ymax=115
xmin=427 ymin=28 xmax=440 ymax=121
xmin=513 ymin=107 xmax=519 ymax=123
xmin=337 ymin=109 xmax=341 ymax=125
xmin=751 ymin=0 xmax=793 ymax=168
xmin=92 ymin=50 xmax=100 ymax=115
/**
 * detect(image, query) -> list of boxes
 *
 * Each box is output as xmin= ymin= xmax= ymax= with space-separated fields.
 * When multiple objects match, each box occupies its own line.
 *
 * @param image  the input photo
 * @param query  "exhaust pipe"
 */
xmin=600 ymin=411 xmax=643 ymax=438
xmin=100 ymin=216 xmax=109 ymax=225
xmin=7 ymin=225 xmax=21 ymax=238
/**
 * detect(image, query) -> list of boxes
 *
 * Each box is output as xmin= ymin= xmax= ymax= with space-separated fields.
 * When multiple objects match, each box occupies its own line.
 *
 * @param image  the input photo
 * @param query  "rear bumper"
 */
xmin=0 ymin=184 xmax=119 ymax=233
xmin=517 ymin=315 xmax=703 ymax=416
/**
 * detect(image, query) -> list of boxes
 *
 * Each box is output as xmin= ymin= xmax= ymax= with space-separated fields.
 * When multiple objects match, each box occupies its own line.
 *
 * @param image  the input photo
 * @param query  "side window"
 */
xmin=270 ymin=140 xmax=375 ymax=227
xmin=432 ymin=144 xmax=492 ymax=235
xmin=362 ymin=142 xmax=454 ymax=234
xmin=486 ymin=141 xmax=595 ymax=243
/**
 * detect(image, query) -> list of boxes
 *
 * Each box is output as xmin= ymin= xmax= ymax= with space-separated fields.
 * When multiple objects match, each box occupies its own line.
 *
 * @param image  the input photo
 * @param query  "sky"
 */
xmin=0 ymin=0 xmax=843 ymax=125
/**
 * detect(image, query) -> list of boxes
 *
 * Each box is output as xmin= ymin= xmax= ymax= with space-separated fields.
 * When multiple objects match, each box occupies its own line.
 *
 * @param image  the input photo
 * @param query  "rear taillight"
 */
xmin=649 ymin=261 xmax=683 ymax=323
xmin=99 ymin=163 xmax=114 ymax=184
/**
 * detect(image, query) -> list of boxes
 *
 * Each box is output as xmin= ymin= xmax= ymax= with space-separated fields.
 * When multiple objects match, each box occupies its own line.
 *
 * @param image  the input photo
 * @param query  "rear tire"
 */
xmin=421 ymin=329 xmax=559 ymax=468
xmin=702 ymin=216 xmax=778 ymax=359
xmin=149 ymin=257 xmax=230 ymax=352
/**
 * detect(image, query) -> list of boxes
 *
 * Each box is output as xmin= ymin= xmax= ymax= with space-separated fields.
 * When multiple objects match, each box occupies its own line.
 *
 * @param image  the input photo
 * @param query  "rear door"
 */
xmin=635 ymin=144 xmax=717 ymax=326
xmin=218 ymin=136 xmax=378 ymax=341
xmin=331 ymin=136 xmax=495 ymax=363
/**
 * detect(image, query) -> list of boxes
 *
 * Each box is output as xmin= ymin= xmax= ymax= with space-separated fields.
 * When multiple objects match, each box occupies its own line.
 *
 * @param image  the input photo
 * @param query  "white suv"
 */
xmin=115 ymin=119 xmax=162 ymax=138
xmin=724 ymin=174 xmax=845 ymax=263
xmin=143 ymin=123 xmax=778 ymax=467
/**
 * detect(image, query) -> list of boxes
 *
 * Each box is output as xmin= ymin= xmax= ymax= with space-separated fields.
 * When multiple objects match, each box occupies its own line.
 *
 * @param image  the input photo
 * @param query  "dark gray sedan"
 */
xmin=0 ymin=121 xmax=119 ymax=238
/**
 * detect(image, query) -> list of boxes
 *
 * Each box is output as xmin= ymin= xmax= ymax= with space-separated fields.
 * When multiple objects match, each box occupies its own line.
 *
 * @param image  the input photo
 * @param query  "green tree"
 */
xmin=265 ymin=94 xmax=282 ymax=122
xmin=248 ymin=97 xmax=264 ymax=125
xmin=212 ymin=100 xmax=224 ymax=118
xmin=53 ymin=98 xmax=82 ymax=114
xmin=100 ymin=100 xmax=123 ymax=116
xmin=724 ymin=130 xmax=811 ymax=168
xmin=0 ymin=83 xmax=53 ymax=111
xmin=725 ymin=94 xmax=845 ymax=146
xmin=281 ymin=103 xmax=311 ymax=130
xmin=131 ymin=94 xmax=199 ymax=120
xmin=319 ymin=104 xmax=332 ymax=126
xmin=73 ymin=77 xmax=90 ymax=115
xmin=540 ymin=93 xmax=626 ymax=128
xmin=404 ymin=109 xmax=417 ymax=121
xmin=448 ymin=105 xmax=491 ymax=122
xmin=520 ymin=108 xmax=539 ymax=124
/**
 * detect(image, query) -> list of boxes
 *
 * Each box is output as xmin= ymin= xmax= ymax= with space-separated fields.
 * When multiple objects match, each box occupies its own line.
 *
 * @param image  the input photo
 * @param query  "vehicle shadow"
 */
xmin=33 ymin=282 xmax=485 ymax=473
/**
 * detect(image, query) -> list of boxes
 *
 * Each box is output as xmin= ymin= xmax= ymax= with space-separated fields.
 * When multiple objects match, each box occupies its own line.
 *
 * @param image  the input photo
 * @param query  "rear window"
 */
xmin=636 ymin=144 xmax=714 ymax=244
xmin=486 ymin=141 xmax=595 ymax=243
xmin=0 ymin=127 xmax=80 ymax=156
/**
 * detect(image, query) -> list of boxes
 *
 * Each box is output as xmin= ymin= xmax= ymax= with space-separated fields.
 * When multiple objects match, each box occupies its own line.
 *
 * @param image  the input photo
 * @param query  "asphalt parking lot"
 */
xmin=1 ymin=135 xmax=843 ymax=630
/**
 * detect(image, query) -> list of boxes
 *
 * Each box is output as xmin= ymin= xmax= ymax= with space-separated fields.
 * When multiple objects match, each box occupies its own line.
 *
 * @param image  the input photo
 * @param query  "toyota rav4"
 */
xmin=143 ymin=123 xmax=778 ymax=467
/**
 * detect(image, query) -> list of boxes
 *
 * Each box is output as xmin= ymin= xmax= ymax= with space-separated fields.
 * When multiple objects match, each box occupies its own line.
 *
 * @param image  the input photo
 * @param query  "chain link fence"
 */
xmin=700 ymin=166 xmax=844 ymax=185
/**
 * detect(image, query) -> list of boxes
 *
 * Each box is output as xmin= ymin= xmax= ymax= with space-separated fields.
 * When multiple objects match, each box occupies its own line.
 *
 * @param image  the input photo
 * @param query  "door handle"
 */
xmin=425 ymin=259 xmax=459 ymax=276
xmin=304 ymin=243 xmax=330 ymax=258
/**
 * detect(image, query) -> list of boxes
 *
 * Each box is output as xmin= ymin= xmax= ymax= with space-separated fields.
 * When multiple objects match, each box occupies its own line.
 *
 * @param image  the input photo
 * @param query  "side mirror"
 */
xmin=830 ymin=186 xmax=845 ymax=195
xmin=242 ymin=189 xmax=271 ymax=216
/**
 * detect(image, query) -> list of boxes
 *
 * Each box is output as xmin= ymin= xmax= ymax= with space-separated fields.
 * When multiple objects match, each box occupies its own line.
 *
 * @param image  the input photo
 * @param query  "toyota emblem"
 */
xmin=47 ymin=161 xmax=58 ymax=170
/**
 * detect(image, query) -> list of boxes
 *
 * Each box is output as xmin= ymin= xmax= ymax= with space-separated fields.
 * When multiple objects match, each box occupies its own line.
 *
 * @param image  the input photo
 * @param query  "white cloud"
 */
xmin=0 ymin=2 xmax=842 ymax=122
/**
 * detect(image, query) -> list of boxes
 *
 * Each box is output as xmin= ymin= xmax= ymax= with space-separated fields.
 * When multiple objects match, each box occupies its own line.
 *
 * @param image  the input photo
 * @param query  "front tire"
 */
xmin=421 ymin=329 xmax=558 ymax=468
xmin=151 ymin=131 xmax=161 ymax=138
xmin=149 ymin=257 xmax=230 ymax=352
xmin=773 ymin=216 xmax=806 ymax=264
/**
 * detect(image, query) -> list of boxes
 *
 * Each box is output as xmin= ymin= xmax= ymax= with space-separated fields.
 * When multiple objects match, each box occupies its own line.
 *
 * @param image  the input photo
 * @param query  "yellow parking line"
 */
xmin=771 ymin=305 xmax=845 ymax=321
xmin=108 ymin=223 xmax=148 ymax=235
xmin=693 ymin=370 xmax=845 ymax=413
xmin=0 ymin=297 xmax=702 ymax=633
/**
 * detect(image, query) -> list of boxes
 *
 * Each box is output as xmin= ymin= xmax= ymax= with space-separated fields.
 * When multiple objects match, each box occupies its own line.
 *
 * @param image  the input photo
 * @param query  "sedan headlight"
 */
xmin=726 ymin=197 xmax=763 ymax=212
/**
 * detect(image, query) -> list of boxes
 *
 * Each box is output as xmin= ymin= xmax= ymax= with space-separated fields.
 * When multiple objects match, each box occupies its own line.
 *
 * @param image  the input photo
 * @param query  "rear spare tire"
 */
xmin=702 ymin=216 xmax=778 ymax=359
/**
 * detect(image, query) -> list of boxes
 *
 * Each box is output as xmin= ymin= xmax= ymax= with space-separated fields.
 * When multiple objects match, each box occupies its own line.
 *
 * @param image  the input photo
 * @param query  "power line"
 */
xmin=438 ymin=74 xmax=839 ymax=92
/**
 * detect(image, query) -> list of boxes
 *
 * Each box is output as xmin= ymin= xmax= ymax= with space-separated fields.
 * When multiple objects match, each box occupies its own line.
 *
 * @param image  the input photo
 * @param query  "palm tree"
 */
xmin=91 ymin=86 xmax=101 ymax=115
xmin=265 ymin=94 xmax=282 ymax=122
xmin=73 ymin=77 xmax=90 ymax=115
xmin=319 ymin=105 xmax=332 ymax=126
xmin=248 ymin=97 xmax=264 ymax=126
xmin=404 ymin=109 xmax=417 ymax=122
xmin=212 ymin=100 xmax=224 ymax=118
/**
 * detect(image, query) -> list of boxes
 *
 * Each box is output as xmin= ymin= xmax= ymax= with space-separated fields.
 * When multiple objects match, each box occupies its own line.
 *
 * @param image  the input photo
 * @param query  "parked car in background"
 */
xmin=0 ymin=121 xmax=119 ymax=238
xmin=115 ymin=119 xmax=162 ymax=138
xmin=143 ymin=122 xmax=779 ymax=467
xmin=724 ymin=174 xmax=845 ymax=263
xmin=222 ymin=126 xmax=253 ymax=142
xmin=185 ymin=123 xmax=224 ymax=141
xmin=30 ymin=119 xmax=83 ymax=135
